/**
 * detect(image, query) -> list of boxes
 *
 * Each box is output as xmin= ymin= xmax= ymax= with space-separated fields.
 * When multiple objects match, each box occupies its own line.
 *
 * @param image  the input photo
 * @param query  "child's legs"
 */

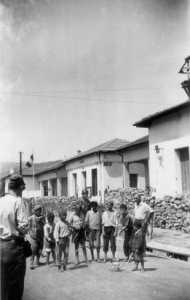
xmin=95 ymin=230 xmax=101 ymax=259
xmin=74 ymin=241 xmax=80 ymax=264
xmin=30 ymin=238 xmax=37 ymax=266
xmin=63 ymin=238 xmax=69 ymax=265
xmin=123 ymin=234 xmax=131 ymax=259
xmin=46 ymin=251 xmax=50 ymax=264
xmin=103 ymin=227 xmax=109 ymax=255
xmin=89 ymin=230 xmax=95 ymax=259
xmin=51 ymin=247 xmax=56 ymax=263
xmin=57 ymin=243 xmax=63 ymax=267
xmin=83 ymin=246 xmax=88 ymax=262
xmin=140 ymin=257 xmax=144 ymax=270
xmin=110 ymin=228 xmax=116 ymax=257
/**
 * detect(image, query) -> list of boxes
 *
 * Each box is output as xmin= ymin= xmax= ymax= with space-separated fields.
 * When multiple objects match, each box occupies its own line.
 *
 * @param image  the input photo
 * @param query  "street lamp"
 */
xmin=179 ymin=56 xmax=190 ymax=98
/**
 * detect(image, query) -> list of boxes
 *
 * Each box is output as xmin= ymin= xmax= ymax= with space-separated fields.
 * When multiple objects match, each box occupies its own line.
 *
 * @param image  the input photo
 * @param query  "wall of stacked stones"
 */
xmin=25 ymin=188 xmax=190 ymax=233
xmin=104 ymin=188 xmax=190 ymax=233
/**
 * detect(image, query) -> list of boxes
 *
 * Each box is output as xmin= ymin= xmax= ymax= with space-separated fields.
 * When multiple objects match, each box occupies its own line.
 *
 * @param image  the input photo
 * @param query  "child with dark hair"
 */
xmin=54 ymin=208 xmax=71 ymax=271
xmin=102 ymin=201 xmax=118 ymax=262
xmin=44 ymin=212 xmax=56 ymax=265
xmin=131 ymin=219 xmax=147 ymax=272
xmin=28 ymin=205 xmax=45 ymax=270
xmin=85 ymin=201 xmax=102 ymax=262
xmin=119 ymin=204 xmax=133 ymax=261
xmin=70 ymin=206 xmax=88 ymax=265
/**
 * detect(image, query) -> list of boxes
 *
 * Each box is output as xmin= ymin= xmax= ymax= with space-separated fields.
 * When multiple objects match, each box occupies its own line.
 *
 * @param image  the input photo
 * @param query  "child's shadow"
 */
xmin=69 ymin=264 xmax=88 ymax=271
xmin=144 ymin=267 xmax=157 ymax=272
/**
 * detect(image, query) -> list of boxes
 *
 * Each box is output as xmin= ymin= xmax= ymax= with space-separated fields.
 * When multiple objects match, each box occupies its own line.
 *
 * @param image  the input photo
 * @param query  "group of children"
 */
xmin=28 ymin=200 xmax=150 ymax=272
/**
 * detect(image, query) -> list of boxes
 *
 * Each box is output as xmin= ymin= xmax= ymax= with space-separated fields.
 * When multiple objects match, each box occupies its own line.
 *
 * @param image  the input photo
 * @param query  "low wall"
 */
xmin=104 ymin=188 xmax=190 ymax=233
xmin=26 ymin=188 xmax=190 ymax=233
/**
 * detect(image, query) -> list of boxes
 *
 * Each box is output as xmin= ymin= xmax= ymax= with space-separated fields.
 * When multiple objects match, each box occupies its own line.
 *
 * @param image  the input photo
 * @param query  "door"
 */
xmin=179 ymin=147 xmax=190 ymax=193
xmin=129 ymin=174 xmax=138 ymax=188
xmin=91 ymin=168 xmax=98 ymax=196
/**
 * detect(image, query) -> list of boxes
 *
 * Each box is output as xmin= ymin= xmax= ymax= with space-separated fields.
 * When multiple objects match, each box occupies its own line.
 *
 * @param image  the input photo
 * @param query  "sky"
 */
xmin=0 ymin=0 xmax=190 ymax=163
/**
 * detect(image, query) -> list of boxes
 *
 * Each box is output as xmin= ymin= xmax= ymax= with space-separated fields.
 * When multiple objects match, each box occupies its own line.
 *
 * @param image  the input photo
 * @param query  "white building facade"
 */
xmin=66 ymin=152 xmax=123 ymax=203
xmin=134 ymin=101 xmax=190 ymax=197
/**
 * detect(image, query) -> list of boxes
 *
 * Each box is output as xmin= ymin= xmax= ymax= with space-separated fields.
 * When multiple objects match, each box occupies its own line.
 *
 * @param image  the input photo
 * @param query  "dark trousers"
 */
xmin=123 ymin=232 xmax=132 ymax=258
xmin=0 ymin=239 xmax=26 ymax=300
xmin=103 ymin=226 xmax=116 ymax=253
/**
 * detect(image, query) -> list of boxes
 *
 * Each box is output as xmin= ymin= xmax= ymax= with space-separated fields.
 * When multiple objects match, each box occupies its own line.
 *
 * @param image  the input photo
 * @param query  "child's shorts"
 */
xmin=72 ymin=228 xmax=86 ymax=248
xmin=30 ymin=237 xmax=43 ymax=256
xmin=44 ymin=238 xmax=55 ymax=253
xmin=103 ymin=226 xmax=116 ymax=253
xmin=58 ymin=236 xmax=70 ymax=252
xmin=89 ymin=229 xmax=101 ymax=249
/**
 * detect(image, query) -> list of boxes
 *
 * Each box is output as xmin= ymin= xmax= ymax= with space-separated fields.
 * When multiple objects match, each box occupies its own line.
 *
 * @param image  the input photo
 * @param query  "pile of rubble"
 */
xmin=25 ymin=195 xmax=88 ymax=216
xmin=104 ymin=188 xmax=190 ymax=233
xmin=26 ymin=188 xmax=190 ymax=233
xmin=151 ymin=196 xmax=190 ymax=233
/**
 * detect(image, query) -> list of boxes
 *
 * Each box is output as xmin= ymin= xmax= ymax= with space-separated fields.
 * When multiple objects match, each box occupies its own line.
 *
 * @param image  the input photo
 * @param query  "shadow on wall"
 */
xmin=105 ymin=163 xmax=123 ymax=178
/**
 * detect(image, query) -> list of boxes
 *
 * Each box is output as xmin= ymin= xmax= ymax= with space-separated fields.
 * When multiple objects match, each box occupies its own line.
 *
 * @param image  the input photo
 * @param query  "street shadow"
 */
xmin=69 ymin=264 xmax=88 ymax=270
xmin=144 ymin=267 xmax=157 ymax=272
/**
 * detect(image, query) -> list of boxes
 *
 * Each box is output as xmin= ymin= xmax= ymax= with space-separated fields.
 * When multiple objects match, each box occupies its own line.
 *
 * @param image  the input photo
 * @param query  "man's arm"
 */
xmin=15 ymin=198 xmax=29 ymax=235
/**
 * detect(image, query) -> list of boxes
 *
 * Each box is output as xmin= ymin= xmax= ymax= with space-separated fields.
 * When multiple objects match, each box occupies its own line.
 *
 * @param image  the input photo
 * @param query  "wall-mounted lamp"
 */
xmin=154 ymin=145 xmax=160 ymax=154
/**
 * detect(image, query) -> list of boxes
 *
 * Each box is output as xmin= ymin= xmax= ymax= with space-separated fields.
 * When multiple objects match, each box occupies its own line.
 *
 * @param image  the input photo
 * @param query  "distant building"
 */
xmin=65 ymin=138 xmax=128 ymax=203
xmin=1 ymin=160 xmax=65 ymax=198
xmin=134 ymin=101 xmax=190 ymax=197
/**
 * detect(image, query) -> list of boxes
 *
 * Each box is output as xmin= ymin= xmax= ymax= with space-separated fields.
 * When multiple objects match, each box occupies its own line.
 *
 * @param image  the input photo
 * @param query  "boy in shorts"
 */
xmin=54 ymin=208 xmax=71 ymax=271
xmin=85 ymin=201 xmax=102 ymax=262
xmin=70 ymin=206 xmax=88 ymax=265
xmin=44 ymin=211 xmax=56 ymax=265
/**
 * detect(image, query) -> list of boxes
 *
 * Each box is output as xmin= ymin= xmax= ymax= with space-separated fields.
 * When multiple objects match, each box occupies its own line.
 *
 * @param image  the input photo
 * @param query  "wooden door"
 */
xmin=130 ymin=174 xmax=138 ymax=188
xmin=179 ymin=147 xmax=190 ymax=193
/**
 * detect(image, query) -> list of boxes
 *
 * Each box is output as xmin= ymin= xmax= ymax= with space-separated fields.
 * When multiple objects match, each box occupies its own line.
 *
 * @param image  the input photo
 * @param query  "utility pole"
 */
xmin=19 ymin=151 xmax=22 ymax=176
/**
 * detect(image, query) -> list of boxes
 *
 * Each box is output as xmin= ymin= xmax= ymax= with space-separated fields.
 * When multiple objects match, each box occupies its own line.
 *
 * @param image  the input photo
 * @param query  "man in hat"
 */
xmin=0 ymin=174 xmax=28 ymax=300
xmin=28 ymin=204 xmax=45 ymax=269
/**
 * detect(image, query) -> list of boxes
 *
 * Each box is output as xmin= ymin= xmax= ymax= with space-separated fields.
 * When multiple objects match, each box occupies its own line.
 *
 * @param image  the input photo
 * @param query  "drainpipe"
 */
xmin=117 ymin=151 xmax=125 ymax=188
xmin=98 ymin=152 xmax=104 ymax=204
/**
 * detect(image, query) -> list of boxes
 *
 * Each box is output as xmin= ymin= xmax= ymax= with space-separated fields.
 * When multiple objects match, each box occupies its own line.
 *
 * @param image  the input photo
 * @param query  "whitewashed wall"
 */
xmin=149 ymin=107 xmax=190 ymax=197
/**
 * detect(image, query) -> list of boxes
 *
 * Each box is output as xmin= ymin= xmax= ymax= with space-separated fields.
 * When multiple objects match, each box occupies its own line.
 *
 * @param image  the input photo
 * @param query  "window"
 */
xmin=43 ymin=180 xmax=48 ymax=196
xmin=61 ymin=177 xmax=67 ymax=196
xmin=82 ymin=171 xmax=87 ymax=190
xmin=91 ymin=168 xmax=98 ymax=196
xmin=51 ymin=179 xmax=57 ymax=196
xmin=73 ymin=173 xmax=77 ymax=196
xmin=130 ymin=174 xmax=138 ymax=188
xmin=176 ymin=147 xmax=190 ymax=194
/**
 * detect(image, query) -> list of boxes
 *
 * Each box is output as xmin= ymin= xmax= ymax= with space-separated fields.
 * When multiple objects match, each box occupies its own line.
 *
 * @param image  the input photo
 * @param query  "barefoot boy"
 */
xmin=28 ymin=205 xmax=45 ymax=269
xmin=54 ymin=208 xmax=71 ymax=271
xmin=44 ymin=211 xmax=56 ymax=265
xmin=70 ymin=206 xmax=88 ymax=265
xmin=102 ymin=201 xmax=118 ymax=262
xmin=85 ymin=201 xmax=102 ymax=262
xmin=119 ymin=204 xmax=133 ymax=261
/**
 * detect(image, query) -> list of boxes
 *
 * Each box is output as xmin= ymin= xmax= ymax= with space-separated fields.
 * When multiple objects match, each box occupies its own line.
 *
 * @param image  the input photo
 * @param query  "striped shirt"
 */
xmin=54 ymin=220 xmax=70 ymax=242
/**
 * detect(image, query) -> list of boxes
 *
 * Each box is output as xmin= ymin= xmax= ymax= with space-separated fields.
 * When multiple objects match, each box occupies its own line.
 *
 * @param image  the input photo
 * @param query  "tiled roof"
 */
xmin=134 ymin=101 xmax=190 ymax=128
xmin=0 ymin=160 xmax=63 ymax=179
xmin=63 ymin=138 xmax=129 ymax=163
xmin=117 ymin=135 xmax=149 ymax=151
xmin=0 ymin=139 xmax=129 ymax=179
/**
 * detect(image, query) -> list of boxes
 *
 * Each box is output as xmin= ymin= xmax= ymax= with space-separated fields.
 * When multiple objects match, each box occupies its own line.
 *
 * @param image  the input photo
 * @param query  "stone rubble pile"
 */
xmin=26 ymin=188 xmax=190 ymax=233
xmin=104 ymin=188 xmax=190 ymax=233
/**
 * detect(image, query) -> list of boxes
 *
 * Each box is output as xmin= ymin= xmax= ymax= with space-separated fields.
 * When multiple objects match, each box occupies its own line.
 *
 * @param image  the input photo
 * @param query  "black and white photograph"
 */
xmin=0 ymin=1 xmax=190 ymax=299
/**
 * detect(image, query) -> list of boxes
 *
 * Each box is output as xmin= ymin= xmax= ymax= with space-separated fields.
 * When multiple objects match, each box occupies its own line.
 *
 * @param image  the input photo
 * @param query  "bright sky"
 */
xmin=0 ymin=0 xmax=190 ymax=163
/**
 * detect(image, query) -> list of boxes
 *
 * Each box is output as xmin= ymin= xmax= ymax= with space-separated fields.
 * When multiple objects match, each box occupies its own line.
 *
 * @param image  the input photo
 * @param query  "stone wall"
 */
xmin=104 ymin=188 xmax=190 ymax=233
